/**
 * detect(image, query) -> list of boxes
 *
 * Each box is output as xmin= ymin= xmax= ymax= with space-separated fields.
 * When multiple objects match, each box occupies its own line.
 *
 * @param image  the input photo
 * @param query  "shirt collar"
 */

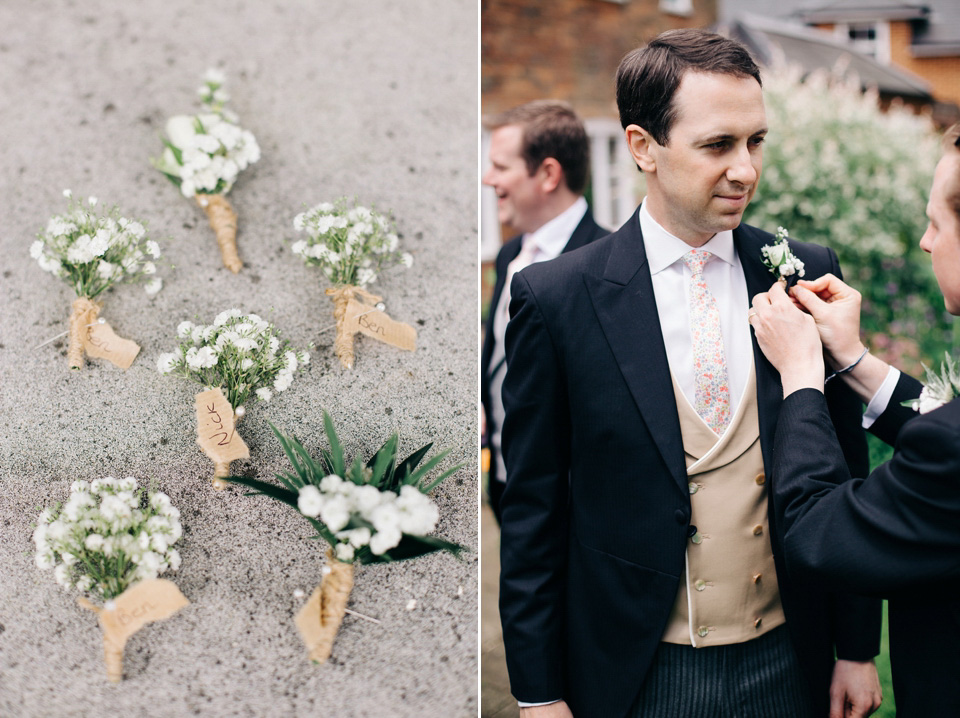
xmin=639 ymin=199 xmax=738 ymax=275
xmin=522 ymin=196 xmax=588 ymax=258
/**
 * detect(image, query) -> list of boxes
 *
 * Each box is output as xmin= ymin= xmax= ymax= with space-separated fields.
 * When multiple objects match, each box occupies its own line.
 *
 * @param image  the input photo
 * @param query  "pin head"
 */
xmin=234 ymin=405 xmax=245 ymax=418
xmin=375 ymin=302 xmax=385 ymax=312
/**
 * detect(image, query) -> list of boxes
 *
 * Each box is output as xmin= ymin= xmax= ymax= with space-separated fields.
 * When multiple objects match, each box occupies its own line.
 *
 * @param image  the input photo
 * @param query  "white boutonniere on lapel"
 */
xmin=760 ymin=227 xmax=805 ymax=289
xmin=903 ymin=352 xmax=960 ymax=414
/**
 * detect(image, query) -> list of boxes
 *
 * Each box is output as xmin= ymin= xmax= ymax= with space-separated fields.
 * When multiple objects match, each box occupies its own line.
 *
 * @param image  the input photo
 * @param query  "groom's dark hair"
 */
xmin=484 ymin=101 xmax=590 ymax=194
xmin=943 ymin=124 xmax=960 ymax=221
xmin=617 ymin=29 xmax=761 ymax=146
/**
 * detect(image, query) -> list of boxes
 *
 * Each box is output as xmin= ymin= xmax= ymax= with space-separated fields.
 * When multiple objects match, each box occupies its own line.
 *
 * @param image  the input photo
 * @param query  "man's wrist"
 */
xmin=827 ymin=342 xmax=867 ymax=372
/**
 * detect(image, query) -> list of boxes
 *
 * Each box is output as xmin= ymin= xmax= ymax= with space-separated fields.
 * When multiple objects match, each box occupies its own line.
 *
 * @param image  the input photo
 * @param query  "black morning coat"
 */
xmin=775 ymin=375 xmax=960 ymax=718
xmin=499 ymin=206 xmax=882 ymax=718
xmin=481 ymin=208 xmax=607 ymax=520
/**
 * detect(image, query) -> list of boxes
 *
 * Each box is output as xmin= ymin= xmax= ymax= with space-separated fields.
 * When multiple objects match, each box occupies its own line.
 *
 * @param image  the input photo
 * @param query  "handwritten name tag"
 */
xmin=195 ymin=388 xmax=249 ymax=464
xmin=96 ymin=579 xmax=189 ymax=644
xmin=344 ymin=298 xmax=416 ymax=351
xmin=83 ymin=322 xmax=140 ymax=369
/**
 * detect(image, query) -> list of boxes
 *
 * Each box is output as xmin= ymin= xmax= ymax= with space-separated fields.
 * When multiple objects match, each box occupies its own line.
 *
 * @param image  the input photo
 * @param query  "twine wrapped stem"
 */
xmin=196 ymin=193 xmax=241 ymax=273
xmin=77 ymin=596 xmax=124 ymax=683
xmin=325 ymin=285 xmax=382 ymax=370
xmin=308 ymin=549 xmax=355 ymax=664
xmin=68 ymin=298 xmax=100 ymax=371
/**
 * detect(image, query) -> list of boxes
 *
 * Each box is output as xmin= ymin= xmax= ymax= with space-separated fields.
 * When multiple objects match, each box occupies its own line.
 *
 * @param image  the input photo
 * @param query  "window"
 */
xmin=659 ymin=0 xmax=693 ymax=17
xmin=833 ymin=21 xmax=890 ymax=64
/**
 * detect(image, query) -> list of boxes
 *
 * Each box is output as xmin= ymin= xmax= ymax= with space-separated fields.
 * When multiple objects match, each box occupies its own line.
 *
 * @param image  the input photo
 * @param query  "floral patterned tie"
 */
xmin=682 ymin=249 xmax=731 ymax=435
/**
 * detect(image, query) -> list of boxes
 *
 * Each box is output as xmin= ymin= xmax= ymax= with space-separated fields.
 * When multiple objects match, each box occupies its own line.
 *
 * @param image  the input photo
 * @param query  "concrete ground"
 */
xmin=0 ymin=2 xmax=477 ymax=716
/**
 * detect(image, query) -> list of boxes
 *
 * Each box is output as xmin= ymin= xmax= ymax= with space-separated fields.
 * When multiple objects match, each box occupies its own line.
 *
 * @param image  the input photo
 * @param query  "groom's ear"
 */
xmin=625 ymin=124 xmax=657 ymax=173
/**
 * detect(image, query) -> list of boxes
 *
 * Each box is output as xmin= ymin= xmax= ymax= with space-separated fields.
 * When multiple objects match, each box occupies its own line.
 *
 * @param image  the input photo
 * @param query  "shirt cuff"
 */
xmin=861 ymin=366 xmax=901 ymax=429
xmin=518 ymin=700 xmax=561 ymax=708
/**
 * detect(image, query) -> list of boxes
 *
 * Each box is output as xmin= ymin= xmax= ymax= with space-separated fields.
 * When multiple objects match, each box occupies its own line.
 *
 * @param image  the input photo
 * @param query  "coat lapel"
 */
xmin=583 ymin=211 xmax=687 ymax=493
xmin=734 ymin=225 xmax=782 ymax=476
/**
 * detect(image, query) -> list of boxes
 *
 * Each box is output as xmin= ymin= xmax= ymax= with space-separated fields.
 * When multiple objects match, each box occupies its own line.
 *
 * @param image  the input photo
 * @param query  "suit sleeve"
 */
xmin=819 ymin=248 xmax=882 ymax=660
xmin=498 ymin=271 xmax=572 ymax=703
xmin=775 ymin=389 xmax=960 ymax=595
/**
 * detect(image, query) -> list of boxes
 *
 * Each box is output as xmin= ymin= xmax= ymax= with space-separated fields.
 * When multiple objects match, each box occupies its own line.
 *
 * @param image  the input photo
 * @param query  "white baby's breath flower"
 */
xmin=145 ymin=278 xmax=163 ymax=296
xmin=255 ymin=387 xmax=273 ymax=402
xmin=298 ymin=485 xmax=323 ymax=518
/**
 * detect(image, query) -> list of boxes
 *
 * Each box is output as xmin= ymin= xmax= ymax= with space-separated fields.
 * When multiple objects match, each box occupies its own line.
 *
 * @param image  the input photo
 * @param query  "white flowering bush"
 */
xmin=292 ymin=199 xmax=413 ymax=288
xmin=746 ymin=62 xmax=953 ymax=369
xmin=225 ymin=413 xmax=464 ymax=565
xmin=153 ymin=69 xmax=260 ymax=199
xmin=33 ymin=477 xmax=182 ymax=601
xmin=157 ymin=309 xmax=309 ymax=410
xmin=32 ymin=190 xmax=163 ymax=298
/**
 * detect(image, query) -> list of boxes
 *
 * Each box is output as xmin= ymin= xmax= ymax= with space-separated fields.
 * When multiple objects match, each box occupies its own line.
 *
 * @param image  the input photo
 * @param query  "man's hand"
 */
xmin=791 ymin=274 xmax=865 ymax=370
xmin=830 ymin=659 xmax=882 ymax=718
xmin=750 ymin=282 xmax=825 ymax=396
xmin=520 ymin=700 xmax=574 ymax=717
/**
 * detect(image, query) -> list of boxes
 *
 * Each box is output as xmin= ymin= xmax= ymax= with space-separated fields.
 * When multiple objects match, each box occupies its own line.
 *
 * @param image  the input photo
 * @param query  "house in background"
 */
xmin=481 ymin=0 xmax=718 ymax=264
xmin=719 ymin=0 xmax=960 ymax=124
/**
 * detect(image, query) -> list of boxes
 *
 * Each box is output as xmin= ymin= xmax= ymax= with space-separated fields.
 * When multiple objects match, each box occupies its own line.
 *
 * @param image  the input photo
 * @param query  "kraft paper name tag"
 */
xmin=195 ymin=388 xmax=249 ymax=463
xmin=83 ymin=322 xmax=141 ymax=369
xmin=79 ymin=579 xmax=190 ymax=645
xmin=344 ymin=298 xmax=416 ymax=351
xmin=295 ymin=585 xmax=326 ymax=654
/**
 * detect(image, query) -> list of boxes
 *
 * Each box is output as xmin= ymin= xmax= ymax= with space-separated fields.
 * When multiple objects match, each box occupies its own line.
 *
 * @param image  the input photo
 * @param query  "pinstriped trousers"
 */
xmin=630 ymin=626 xmax=818 ymax=718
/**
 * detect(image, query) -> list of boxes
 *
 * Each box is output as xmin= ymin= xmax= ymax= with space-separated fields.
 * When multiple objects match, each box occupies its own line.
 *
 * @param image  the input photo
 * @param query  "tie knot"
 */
xmin=682 ymin=249 xmax=712 ymax=276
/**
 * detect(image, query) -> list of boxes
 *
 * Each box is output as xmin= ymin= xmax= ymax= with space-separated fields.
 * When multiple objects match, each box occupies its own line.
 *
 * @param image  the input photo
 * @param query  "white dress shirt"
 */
xmin=641 ymin=200 xmax=752 ymax=418
xmin=490 ymin=196 xmax=588 ymax=486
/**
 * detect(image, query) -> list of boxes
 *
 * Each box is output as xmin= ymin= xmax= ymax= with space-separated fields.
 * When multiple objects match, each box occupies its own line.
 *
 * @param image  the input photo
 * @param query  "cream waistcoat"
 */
xmin=661 ymin=362 xmax=786 ymax=647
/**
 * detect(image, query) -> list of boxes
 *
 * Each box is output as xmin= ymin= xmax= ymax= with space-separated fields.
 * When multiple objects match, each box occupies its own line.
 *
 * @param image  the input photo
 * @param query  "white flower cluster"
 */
xmin=292 ymin=199 xmax=413 ymax=287
xmin=297 ymin=476 xmax=439 ymax=561
xmin=155 ymin=70 xmax=260 ymax=199
xmin=157 ymin=309 xmax=309 ymax=409
xmin=32 ymin=191 xmax=163 ymax=298
xmin=761 ymin=228 xmax=805 ymax=280
xmin=908 ymin=353 xmax=960 ymax=414
xmin=33 ymin=477 xmax=182 ymax=600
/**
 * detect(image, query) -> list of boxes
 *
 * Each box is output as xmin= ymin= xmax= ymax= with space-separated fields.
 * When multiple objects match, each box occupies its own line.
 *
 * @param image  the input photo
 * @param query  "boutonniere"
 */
xmin=33 ymin=191 xmax=162 ymax=370
xmin=33 ymin=478 xmax=189 ymax=682
xmin=223 ymin=414 xmax=465 ymax=664
xmin=153 ymin=69 xmax=260 ymax=273
xmin=761 ymin=226 xmax=805 ymax=289
xmin=157 ymin=310 xmax=310 ymax=488
xmin=902 ymin=352 xmax=960 ymax=414
xmin=291 ymin=199 xmax=417 ymax=369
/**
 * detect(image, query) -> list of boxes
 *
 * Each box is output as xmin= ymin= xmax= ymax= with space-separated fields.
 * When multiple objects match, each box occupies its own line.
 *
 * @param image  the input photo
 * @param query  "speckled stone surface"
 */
xmin=0 ymin=2 xmax=478 ymax=716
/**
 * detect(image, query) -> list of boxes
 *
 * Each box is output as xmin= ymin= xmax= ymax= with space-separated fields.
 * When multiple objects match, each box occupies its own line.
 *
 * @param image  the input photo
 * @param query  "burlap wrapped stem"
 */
xmin=296 ymin=549 xmax=355 ymax=664
xmin=196 ymin=194 xmax=241 ymax=273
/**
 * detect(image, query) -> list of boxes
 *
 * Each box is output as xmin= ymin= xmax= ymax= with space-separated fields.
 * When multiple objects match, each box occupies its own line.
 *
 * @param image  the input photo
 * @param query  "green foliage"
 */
xmin=745 ymin=63 xmax=956 ymax=372
xmin=223 ymin=413 xmax=465 ymax=565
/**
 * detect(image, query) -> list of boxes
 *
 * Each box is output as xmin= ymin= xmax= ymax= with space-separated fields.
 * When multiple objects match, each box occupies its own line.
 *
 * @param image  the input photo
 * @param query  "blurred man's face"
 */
xmin=640 ymin=71 xmax=766 ymax=246
xmin=920 ymin=153 xmax=960 ymax=315
xmin=482 ymin=124 xmax=543 ymax=234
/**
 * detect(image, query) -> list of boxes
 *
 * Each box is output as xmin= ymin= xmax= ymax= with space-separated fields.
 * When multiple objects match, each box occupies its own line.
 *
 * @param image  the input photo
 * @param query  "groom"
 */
xmin=498 ymin=29 xmax=882 ymax=718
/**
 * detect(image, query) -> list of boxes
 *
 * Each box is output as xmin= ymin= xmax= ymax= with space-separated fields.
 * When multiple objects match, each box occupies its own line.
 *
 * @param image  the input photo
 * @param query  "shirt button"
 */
xmin=753 ymin=573 xmax=762 ymax=584
xmin=691 ymin=532 xmax=703 ymax=545
xmin=688 ymin=482 xmax=699 ymax=495
xmin=752 ymin=525 xmax=764 ymax=536
xmin=697 ymin=626 xmax=710 ymax=637
xmin=694 ymin=579 xmax=706 ymax=591
xmin=755 ymin=473 xmax=766 ymax=486
xmin=754 ymin=617 xmax=763 ymax=628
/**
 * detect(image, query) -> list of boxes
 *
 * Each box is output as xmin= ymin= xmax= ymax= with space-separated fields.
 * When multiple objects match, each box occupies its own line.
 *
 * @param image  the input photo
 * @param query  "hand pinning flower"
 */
xmin=292 ymin=199 xmax=417 ymax=369
xmin=761 ymin=227 xmax=806 ymax=289
xmin=153 ymin=69 xmax=260 ymax=273
xmin=903 ymin=352 xmax=960 ymax=414
xmin=34 ymin=192 xmax=162 ymax=370
xmin=223 ymin=413 xmax=465 ymax=664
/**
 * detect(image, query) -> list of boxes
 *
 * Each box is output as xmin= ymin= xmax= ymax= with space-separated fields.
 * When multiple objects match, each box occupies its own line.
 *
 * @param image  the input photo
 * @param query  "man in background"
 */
xmin=481 ymin=100 xmax=607 ymax=523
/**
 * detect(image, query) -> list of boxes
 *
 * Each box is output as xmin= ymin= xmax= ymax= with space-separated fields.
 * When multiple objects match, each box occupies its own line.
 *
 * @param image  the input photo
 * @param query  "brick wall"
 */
xmin=482 ymin=0 xmax=716 ymax=119
xmin=889 ymin=20 xmax=960 ymax=109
